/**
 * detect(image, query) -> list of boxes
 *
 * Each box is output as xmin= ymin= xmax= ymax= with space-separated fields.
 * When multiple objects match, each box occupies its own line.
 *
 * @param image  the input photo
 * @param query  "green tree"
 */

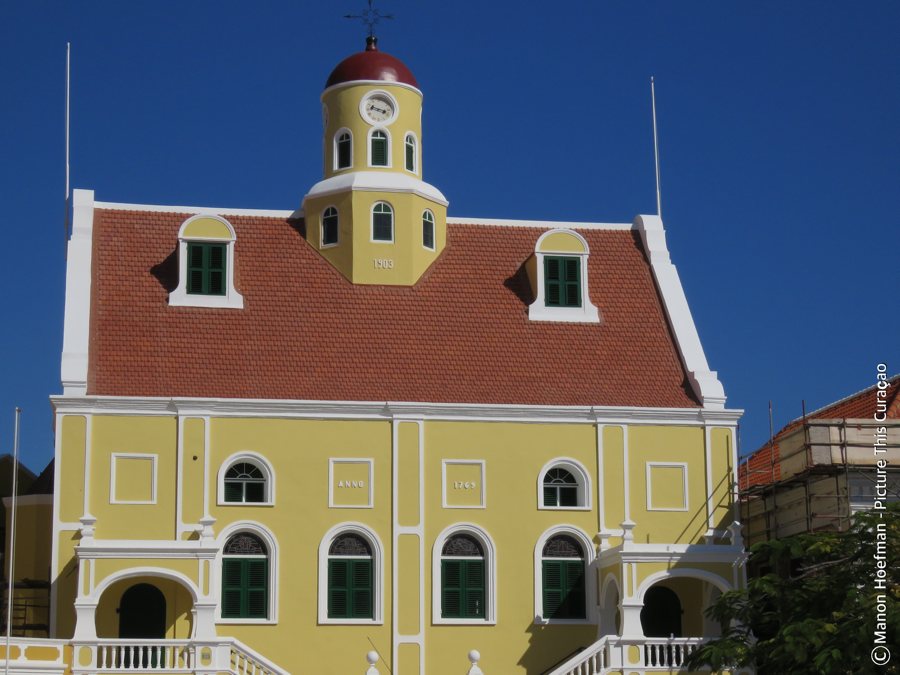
xmin=687 ymin=502 xmax=899 ymax=674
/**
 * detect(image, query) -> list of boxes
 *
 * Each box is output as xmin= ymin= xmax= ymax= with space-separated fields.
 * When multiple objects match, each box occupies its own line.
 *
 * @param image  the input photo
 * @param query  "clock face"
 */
xmin=362 ymin=94 xmax=396 ymax=124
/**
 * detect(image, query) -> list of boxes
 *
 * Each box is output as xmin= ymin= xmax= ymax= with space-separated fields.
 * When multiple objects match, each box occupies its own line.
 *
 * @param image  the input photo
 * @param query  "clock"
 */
xmin=361 ymin=93 xmax=397 ymax=124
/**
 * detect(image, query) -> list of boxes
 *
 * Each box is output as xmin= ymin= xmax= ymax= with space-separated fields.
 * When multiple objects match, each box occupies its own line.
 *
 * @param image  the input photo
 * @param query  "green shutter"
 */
xmin=441 ymin=560 xmax=462 ymax=618
xmin=351 ymin=559 xmax=373 ymax=619
xmin=328 ymin=559 xmax=350 ymax=618
xmin=223 ymin=481 xmax=243 ymax=502
xmin=559 ymin=486 xmax=578 ymax=507
xmin=222 ymin=558 xmax=267 ymax=619
xmin=543 ymin=559 xmax=585 ymax=619
xmin=465 ymin=560 xmax=485 ymax=618
xmin=244 ymin=481 xmax=265 ymax=503
xmin=338 ymin=137 xmax=351 ymax=168
xmin=544 ymin=256 xmax=581 ymax=307
xmin=442 ymin=559 xmax=485 ymax=619
xmin=543 ymin=560 xmax=564 ymax=618
xmin=545 ymin=257 xmax=561 ymax=306
xmin=543 ymin=485 xmax=558 ymax=506
xmin=222 ymin=559 xmax=244 ymax=618
xmin=328 ymin=558 xmax=373 ymax=619
xmin=563 ymin=560 xmax=586 ymax=618
xmin=246 ymin=559 xmax=268 ymax=618
xmin=187 ymin=242 xmax=227 ymax=296
xmin=372 ymin=136 xmax=387 ymax=166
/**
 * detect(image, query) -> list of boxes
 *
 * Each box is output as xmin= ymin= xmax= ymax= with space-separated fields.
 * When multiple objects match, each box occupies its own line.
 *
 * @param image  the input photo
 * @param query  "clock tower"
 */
xmin=303 ymin=36 xmax=448 ymax=285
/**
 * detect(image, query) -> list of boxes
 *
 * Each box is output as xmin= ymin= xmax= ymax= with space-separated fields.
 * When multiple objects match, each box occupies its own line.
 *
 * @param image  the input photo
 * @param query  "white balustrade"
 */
xmin=365 ymin=650 xmax=380 ymax=675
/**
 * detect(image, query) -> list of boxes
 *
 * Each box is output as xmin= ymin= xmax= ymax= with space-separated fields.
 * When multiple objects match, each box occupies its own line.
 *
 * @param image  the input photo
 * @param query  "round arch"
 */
xmin=317 ymin=522 xmax=385 ymax=624
xmin=636 ymin=568 xmax=732 ymax=603
xmin=533 ymin=525 xmax=597 ymax=624
xmin=215 ymin=521 xmax=280 ymax=623
xmin=217 ymin=451 xmax=276 ymax=505
xmin=432 ymin=523 xmax=497 ymax=625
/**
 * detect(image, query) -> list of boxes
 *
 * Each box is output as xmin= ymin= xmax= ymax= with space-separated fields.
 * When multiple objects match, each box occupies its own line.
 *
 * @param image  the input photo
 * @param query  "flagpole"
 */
xmin=4 ymin=408 xmax=21 ymax=675
xmin=651 ymin=76 xmax=662 ymax=220
xmin=64 ymin=42 xmax=71 ymax=246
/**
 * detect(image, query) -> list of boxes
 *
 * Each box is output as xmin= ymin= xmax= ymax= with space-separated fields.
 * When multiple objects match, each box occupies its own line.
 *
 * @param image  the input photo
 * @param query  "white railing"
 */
xmin=543 ymin=637 xmax=610 ymax=675
xmin=546 ymin=636 xmax=706 ymax=675
xmin=228 ymin=638 xmax=287 ymax=675
xmin=94 ymin=641 xmax=194 ymax=671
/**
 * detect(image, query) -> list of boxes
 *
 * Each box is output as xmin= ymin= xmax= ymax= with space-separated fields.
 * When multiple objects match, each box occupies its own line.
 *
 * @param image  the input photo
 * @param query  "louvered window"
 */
xmin=405 ymin=134 xmax=416 ymax=172
xmin=322 ymin=207 xmax=339 ymax=246
xmin=223 ymin=462 xmax=266 ymax=503
xmin=372 ymin=202 xmax=393 ymax=242
xmin=543 ymin=467 xmax=579 ymax=507
xmin=371 ymin=130 xmax=388 ymax=166
xmin=222 ymin=533 xmax=268 ymax=619
xmin=422 ymin=210 xmax=435 ymax=250
xmin=336 ymin=131 xmax=352 ymax=169
xmin=541 ymin=535 xmax=585 ymax=619
xmin=544 ymin=256 xmax=581 ymax=307
xmin=328 ymin=534 xmax=374 ymax=619
xmin=441 ymin=534 xmax=486 ymax=619
xmin=187 ymin=243 xmax=226 ymax=296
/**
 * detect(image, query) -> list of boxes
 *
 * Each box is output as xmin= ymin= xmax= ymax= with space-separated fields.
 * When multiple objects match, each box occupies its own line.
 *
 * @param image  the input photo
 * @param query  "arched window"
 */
xmin=170 ymin=215 xmax=243 ymax=309
xmin=441 ymin=534 xmax=485 ymax=619
xmin=405 ymin=134 xmax=417 ymax=172
xmin=541 ymin=534 xmax=586 ymax=620
xmin=370 ymin=130 xmax=388 ymax=166
xmin=543 ymin=468 xmax=578 ymax=507
xmin=538 ymin=459 xmax=590 ymax=509
xmin=222 ymin=533 xmax=269 ymax=619
xmin=335 ymin=130 xmax=352 ymax=170
xmin=322 ymin=206 xmax=339 ymax=247
xmin=327 ymin=533 xmax=373 ymax=619
xmin=422 ymin=210 xmax=435 ymax=250
xmin=372 ymin=202 xmax=394 ymax=242
xmin=224 ymin=462 xmax=266 ymax=503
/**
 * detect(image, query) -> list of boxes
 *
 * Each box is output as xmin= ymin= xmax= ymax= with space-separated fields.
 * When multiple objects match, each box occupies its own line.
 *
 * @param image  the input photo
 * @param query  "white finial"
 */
xmin=467 ymin=650 xmax=484 ymax=675
xmin=365 ymin=651 xmax=379 ymax=675
xmin=651 ymin=76 xmax=663 ymax=220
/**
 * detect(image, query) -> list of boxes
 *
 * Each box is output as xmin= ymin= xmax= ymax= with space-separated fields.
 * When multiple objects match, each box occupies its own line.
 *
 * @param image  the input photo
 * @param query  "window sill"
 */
xmin=216 ymin=501 xmax=275 ymax=507
xmin=528 ymin=303 xmax=599 ymax=323
xmin=318 ymin=618 xmax=383 ymax=626
xmin=169 ymin=289 xmax=244 ymax=309
xmin=216 ymin=618 xmax=277 ymax=625
xmin=432 ymin=618 xmax=496 ymax=626
xmin=533 ymin=617 xmax=592 ymax=626
xmin=538 ymin=505 xmax=592 ymax=511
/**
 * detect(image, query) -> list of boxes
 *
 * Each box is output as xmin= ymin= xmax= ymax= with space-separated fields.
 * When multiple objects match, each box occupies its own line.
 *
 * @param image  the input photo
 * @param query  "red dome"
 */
xmin=325 ymin=37 xmax=418 ymax=89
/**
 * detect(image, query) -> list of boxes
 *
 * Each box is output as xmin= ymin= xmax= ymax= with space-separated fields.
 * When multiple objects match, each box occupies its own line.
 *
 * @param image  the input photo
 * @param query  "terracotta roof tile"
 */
xmin=88 ymin=209 xmax=699 ymax=408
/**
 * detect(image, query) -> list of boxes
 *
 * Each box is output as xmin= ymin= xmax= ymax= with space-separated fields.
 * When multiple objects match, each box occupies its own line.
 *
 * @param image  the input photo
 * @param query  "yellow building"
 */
xmin=19 ymin=35 xmax=745 ymax=675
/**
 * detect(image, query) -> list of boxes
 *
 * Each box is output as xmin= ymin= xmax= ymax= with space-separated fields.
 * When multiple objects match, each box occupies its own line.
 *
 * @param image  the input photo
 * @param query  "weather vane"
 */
xmin=344 ymin=0 xmax=394 ymax=39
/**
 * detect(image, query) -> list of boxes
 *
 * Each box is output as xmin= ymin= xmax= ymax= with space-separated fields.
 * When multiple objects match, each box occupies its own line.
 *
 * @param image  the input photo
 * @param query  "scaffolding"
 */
xmin=740 ymin=418 xmax=900 ymax=546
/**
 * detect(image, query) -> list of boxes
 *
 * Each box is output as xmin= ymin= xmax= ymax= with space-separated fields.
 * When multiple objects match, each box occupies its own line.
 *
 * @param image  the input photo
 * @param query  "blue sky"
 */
xmin=1 ymin=2 xmax=898 ymax=472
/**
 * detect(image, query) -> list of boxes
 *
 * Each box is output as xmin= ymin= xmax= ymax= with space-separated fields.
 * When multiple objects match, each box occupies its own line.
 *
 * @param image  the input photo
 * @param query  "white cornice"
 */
xmin=76 ymin=539 xmax=219 ymax=559
xmin=598 ymin=543 xmax=744 ymax=566
xmin=321 ymin=79 xmax=423 ymax=98
xmin=447 ymin=217 xmax=632 ymax=231
xmin=50 ymin=395 xmax=742 ymax=426
xmin=634 ymin=214 xmax=727 ymax=409
xmin=94 ymin=200 xmax=301 ymax=219
xmin=303 ymin=171 xmax=448 ymax=206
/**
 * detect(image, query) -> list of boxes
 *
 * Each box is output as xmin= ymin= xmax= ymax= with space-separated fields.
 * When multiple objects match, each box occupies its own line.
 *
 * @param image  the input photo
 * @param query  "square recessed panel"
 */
xmin=646 ymin=463 xmax=688 ymax=511
xmin=111 ymin=454 xmax=157 ymax=504
xmin=329 ymin=459 xmax=374 ymax=508
xmin=442 ymin=460 xmax=485 ymax=509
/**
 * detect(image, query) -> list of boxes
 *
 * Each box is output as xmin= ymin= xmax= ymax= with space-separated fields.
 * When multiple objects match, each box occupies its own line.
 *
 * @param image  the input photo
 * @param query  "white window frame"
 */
xmin=537 ymin=458 xmax=591 ymax=510
xmin=533 ymin=526 xmax=597 ymax=625
xmin=169 ymin=214 xmax=244 ymax=309
xmin=367 ymin=127 xmax=392 ymax=168
xmin=215 ymin=521 xmax=279 ymax=624
xmin=333 ymin=128 xmax=353 ymax=171
xmin=317 ymin=522 xmax=385 ymax=625
xmin=370 ymin=201 xmax=394 ymax=243
xmin=404 ymin=132 xmax=418 ymax=174
xmin=321 ymin=205 xmax=340 ymax=249
xmin=109 ymin=453 xmax=158 ymax=505
xmin=645 ymin=462 xmax=689 ymax=512
xmin=432 ymin=523 xmax=497 ymax=625
xmin=528 ymin=229 xmax=599 ymax=323
xmin=217 ymin=451 xmax=275 ymax=506
xmin=422 ymin=209 xmax=436 ymax=251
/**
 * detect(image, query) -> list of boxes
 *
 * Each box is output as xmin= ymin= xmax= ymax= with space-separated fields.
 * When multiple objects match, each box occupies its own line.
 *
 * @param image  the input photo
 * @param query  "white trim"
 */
xmin=76 ymin=539 xmax=219 ymax=559
xmin=404 ymin=131 xmax=419 ymax=175
xmin=332 ymin=128 xmax=353 ymax=171
xmin=422 ymin=209 xmax=435 ymax=251
xmin=323 ymin=79 xmax=422 ymax=98
xmin=446 ymin=216 xmax=632 ymax=230
xmin=87 ymin=566 xmax=201 ymax=603
xmin=533 ymin=525 xmax=598 ymax=625
xmin=634 ymin=214 xmax=726 ymax=409
xmin=169 ymin=214 xmax=244 ymax=309
xmin=645 ymin=462 xmax=689 ymax=512
xmin=596 ymin=424 xmax=606 ymax=533
xmin=328 ymin=458 xmax=375 ymax=509
xmin=215 ymin=521 xmax=279 ymax=624
xmin=109 ymin=453 xmax=158 ymax=505
xmin=529 ymin=229 xmax=600 ymax=323
xmin=317 ymin=522 xmax=385 ymax=624
xmin=61 ymin=189 xmax=94 ymax=395
xmin=441 ymin=460 xmax=486 ymax=509
xmin=704 ymin=426 xmax=715 ymax=531
xmin=94 ymin=200 xmax=299 ymax=219
xmin=432 ymin=523 xmax=497 ymax=625
xmin=304 ymin=171 xmax=448 ymax=206
xmin=51 ymin=395 xmax=743 ymax=426
xmin=370 ymin=200 xmax=394 ymax=243
xmin=367 ymin=127 xmax=392 ymax=168
xmin=359 ymin=89 xmax=400 ymax=127
xmin=622 ymin=426 xmax=631 ymax=523
xmin=320 ymin=204 xmax=340 ymax=248
xmin=216 ymin=451 xmax=275 ymax=506
xmin=537 ymin=457 xmax=592 ymax=510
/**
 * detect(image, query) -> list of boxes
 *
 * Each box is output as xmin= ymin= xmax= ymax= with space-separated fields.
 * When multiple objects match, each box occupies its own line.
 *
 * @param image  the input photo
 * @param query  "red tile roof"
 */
xmin=88 ymin=209 xmax=699 ymax=408
xmin=740 ymin=375 xmax=900 ymax=488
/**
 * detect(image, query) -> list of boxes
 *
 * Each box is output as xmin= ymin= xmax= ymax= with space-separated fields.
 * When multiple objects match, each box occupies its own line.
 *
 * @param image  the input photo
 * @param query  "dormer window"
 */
xmin=370 ymin=130 xmax=389 ymax=167
xmin=335 ymin=130 xmax=352 ymax=170
xmin=528 ymin=229 xmax=599 ymax=323
xmin=169 ymin=215 xmax=243 ymax=309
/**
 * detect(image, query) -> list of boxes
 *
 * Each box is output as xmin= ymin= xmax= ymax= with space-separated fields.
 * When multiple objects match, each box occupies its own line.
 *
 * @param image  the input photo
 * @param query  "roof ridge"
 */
xmin=783 ymin=373 xmax=900 ymax=426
